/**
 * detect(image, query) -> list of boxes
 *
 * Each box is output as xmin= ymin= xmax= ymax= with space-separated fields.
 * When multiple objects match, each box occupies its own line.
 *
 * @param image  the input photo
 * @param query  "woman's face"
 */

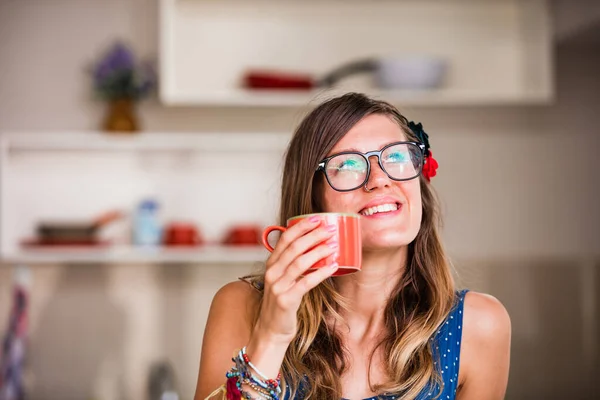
xmin=321 ymin=114 xmax=422 ymax=251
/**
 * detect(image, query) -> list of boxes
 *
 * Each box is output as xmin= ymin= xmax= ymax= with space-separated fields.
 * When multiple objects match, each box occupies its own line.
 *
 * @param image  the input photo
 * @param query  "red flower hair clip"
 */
xmin=422 ymin=150 xmax=439 ymax=181
xmin=408 ymin=121 xmax=439 ymax=182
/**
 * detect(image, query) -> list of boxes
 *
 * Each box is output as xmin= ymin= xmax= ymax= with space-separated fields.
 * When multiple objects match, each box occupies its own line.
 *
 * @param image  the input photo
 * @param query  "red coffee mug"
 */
xmin=262 ymin=213 xmax=362 ymax=276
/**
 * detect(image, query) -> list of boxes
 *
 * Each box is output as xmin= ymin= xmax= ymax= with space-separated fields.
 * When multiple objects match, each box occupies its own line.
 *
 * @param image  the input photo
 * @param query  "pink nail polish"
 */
xmin=327 ymin=225 xmax=337 ymax=232
xmin=309 ymin=216 xmax=320 ymax=223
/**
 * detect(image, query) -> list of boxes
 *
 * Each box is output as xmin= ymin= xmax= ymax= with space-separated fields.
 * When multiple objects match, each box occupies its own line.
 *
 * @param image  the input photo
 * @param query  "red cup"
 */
xmin=163 ymin=222 xmax=201 ymax=246
xmin=262 ymin=213 xmax=362 ymax=276
xmin=223 ymin=225 xmax=261 ymax=245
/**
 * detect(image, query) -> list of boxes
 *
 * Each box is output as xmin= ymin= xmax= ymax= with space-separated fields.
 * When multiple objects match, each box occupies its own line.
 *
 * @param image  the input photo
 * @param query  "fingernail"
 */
xmin=328 ymin=241 xmax=338 ymax=249
xmin=309 ymin=216 xmax=320 ymax=223
xmin=327 ymin=225 xmax=337 ymax=232
xmin=329 ymin=262 xmax=339 ymax=269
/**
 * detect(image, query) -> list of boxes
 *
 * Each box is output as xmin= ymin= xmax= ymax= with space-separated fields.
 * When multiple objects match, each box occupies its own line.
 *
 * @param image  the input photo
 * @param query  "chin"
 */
xmin=362 ymin=231 xmax=416 ymax=251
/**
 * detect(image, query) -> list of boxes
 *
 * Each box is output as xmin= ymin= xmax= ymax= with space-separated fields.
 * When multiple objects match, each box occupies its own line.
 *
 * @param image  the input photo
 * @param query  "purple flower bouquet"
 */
xmin=92 ymin=41 xmax=156 ymax=101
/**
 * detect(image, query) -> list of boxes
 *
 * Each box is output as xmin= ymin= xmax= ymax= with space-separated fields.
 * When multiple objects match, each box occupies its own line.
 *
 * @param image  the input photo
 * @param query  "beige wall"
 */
xmin=0 ymin=1 xmax=599 ymax=399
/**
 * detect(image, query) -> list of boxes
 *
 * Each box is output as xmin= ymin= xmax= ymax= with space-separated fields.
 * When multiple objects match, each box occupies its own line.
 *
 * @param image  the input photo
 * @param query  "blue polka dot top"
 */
xmin=284 ymin=289 xmax=469 ymax=400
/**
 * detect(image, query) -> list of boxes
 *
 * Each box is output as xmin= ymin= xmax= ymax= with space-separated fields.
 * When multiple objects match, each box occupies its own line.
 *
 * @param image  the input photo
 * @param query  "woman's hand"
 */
xmin=254 ymin=216 xmax=340 ymax=344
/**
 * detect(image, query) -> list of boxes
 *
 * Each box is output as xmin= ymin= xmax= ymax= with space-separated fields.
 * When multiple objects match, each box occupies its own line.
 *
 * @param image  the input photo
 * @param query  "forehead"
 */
xmin=330 ymin=114 xmax=407 ymax=154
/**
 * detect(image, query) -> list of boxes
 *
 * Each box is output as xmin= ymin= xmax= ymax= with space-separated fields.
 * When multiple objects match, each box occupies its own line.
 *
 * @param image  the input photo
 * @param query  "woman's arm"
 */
xmin=457 ymin=291 xmax=512 ymax=400
xmin=194 ymin=281 xmax=259 ymax=399
xmin=194 ymin=217 xmax=340 ymax=399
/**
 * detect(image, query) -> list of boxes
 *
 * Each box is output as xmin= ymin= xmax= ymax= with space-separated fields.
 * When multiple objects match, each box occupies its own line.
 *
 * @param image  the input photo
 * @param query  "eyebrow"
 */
xmin=334 ymin=147 xmax=361 ymax=153
xmin=330 ymin=141 xmax=402 ymax=155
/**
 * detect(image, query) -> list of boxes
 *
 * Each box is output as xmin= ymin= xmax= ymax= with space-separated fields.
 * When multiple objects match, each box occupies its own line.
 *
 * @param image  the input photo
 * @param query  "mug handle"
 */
xmin=262 ymin=225 xmax=287 ymax=252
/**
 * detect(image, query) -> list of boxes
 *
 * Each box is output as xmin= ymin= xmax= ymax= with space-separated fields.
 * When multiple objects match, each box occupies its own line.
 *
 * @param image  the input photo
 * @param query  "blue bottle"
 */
xmin=133 ymin=199 xmax=162 ymax=246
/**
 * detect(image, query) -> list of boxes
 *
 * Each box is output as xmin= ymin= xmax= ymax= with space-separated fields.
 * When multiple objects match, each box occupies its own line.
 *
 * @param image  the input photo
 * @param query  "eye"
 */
xmin=326 ymin=156 xmax=366 ymax=176
xmin=385 ymin=151 xmax=409 ymax=163
xmin=339 ymin=158 xmax=363 ymax=170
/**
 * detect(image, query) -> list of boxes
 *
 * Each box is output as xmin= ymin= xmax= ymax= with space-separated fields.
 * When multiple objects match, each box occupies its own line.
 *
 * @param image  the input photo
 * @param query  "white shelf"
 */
xmin=0 ymin=245 xmax=269 ymax=265
xmin=163 ymin=88 xmax=552 ymax=108
xmin=160 ymin=0 xmax=554 ymax=107
xmin=0 ymin=131 xmax=290 ymax=153
xmin=0 ymin=132 xmax=283 ymax=263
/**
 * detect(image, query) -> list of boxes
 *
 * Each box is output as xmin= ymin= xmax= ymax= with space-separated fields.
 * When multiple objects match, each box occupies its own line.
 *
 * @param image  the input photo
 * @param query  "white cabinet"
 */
xmin=159 ymin=0 xmax=554 ymax=107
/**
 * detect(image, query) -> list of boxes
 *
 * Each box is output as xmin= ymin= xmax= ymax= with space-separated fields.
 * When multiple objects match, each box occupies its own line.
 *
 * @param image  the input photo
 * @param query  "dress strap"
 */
xmin=238 ymin=275 xmax=264 ymax=292
xmin=426 ymin=289 xmax=469 ymax=400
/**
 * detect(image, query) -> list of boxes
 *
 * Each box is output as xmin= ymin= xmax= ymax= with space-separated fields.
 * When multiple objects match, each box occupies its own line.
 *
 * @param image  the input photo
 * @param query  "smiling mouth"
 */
xmin=360 ymin=202 xmax=401 ymax=216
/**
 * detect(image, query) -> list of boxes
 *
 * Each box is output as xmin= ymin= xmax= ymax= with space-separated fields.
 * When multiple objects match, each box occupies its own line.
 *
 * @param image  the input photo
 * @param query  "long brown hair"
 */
xmin=255 ymin=93 xmax=456 ymax=399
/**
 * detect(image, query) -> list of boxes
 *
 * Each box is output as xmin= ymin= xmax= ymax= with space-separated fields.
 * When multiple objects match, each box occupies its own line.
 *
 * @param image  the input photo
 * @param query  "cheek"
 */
xmin=400 ymin=180 xmax=423 ymax=224
xmin=322 ymin=187 xmax=357 ymax=213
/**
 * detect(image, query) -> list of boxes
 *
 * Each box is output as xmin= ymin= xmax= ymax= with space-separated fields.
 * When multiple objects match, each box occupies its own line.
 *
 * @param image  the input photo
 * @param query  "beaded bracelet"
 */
xmin=222 ymin=347 xmax=282 ymax=400
xmin=237 ymin=347 xmax=281 ymax=398
xmin=236 ymin=349 xmax=280 ymax=400
xmin=240 ymin=347 xmax=282 ymax=393
xmin=241 ymin=377 xmax=272 ymax=400
xmin=206 ymin=370 xmax=253 ymax=400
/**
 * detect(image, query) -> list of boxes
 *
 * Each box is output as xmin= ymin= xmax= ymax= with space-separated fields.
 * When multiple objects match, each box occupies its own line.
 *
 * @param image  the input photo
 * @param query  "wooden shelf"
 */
xmin=0 ymin=245 xmax=269 ymax=265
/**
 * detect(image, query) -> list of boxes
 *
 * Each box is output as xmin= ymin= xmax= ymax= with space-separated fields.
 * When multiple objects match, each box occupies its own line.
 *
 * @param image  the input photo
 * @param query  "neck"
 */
xmin=334 ymin=246 xmax=407 ymax=340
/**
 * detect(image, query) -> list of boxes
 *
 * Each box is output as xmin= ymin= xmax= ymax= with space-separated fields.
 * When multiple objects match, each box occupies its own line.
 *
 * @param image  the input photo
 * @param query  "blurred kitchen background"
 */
xmin=0 ymin=0 xmax=599 ymax=399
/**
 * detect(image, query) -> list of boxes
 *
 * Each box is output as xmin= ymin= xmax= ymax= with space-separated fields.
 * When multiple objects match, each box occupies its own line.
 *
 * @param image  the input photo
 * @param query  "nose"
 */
xmin=364 ymin=155 xmax=391 ymax=191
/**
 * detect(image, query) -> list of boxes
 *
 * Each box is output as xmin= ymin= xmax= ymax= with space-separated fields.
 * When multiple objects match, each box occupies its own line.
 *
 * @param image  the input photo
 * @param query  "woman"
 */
xmin=195 ymin=93 xmax=511 ymax=400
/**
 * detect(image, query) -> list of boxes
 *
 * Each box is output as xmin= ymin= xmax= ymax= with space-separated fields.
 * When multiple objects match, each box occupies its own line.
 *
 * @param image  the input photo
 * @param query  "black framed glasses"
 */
xmin=316 ymin=141 xmax=426 ymax=192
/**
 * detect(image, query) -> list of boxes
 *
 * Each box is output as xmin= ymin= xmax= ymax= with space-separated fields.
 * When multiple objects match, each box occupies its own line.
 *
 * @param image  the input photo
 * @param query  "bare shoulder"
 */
xmin=463 ymin=291 xmax=511 ymax=338
xmin=194 ymin=280 xmax=262 ymax=399
xmin=458 ymin=291 xmax=511 ymax=399
xmin=213 ymin=279 xmax=261 ymax=303
xmin=209 ymin=280 xmax=262 ymax=327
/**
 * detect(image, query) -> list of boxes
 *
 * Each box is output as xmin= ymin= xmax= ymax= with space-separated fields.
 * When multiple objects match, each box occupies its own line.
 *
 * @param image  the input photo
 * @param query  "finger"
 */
xmin=289 ymin=263 xmax=339 ymax=296
xmin=268 ymin=217 xmax=322 ymax=265
xmin=275 ymin=242 xmax=338 ymax=288
xmin=267 ymin=224 xmax=337 ymax=281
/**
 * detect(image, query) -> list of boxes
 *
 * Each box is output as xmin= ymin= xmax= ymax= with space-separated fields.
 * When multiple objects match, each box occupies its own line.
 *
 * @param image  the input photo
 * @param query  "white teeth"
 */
xmin=360 ymin=203 xmax=398 ymax=216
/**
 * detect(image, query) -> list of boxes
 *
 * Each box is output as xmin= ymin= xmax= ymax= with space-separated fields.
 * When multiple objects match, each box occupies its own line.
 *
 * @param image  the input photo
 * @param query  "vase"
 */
xmin=103 ymin=97 xmax=139 ymax=133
